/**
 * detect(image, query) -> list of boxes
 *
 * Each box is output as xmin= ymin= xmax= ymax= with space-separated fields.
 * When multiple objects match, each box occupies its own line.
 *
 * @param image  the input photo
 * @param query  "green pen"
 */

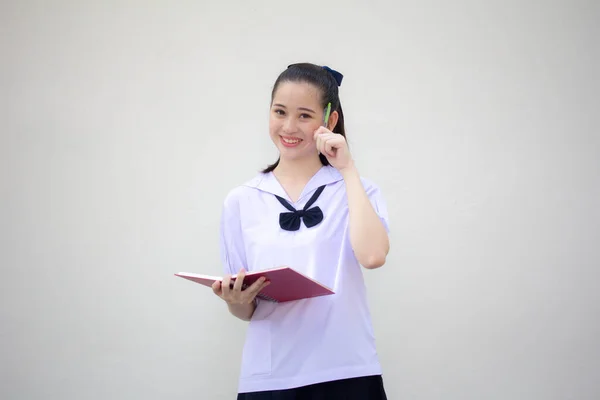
xmin=323 ymin=102 xmax=332 ymax=127
xmin=317 ymin=102 xmax=332 ymax=155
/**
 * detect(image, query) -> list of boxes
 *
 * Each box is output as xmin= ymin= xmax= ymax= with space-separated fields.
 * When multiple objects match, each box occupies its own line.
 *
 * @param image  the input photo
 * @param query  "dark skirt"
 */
xmin=237 ymin=375 xmax=387 ymax=400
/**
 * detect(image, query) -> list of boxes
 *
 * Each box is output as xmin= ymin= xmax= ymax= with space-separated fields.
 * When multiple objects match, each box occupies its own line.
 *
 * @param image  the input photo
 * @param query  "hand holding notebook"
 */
xmin=212 ymin=268 xmax=270 ymax=305
xmin=175 ymin=266 xmax=334 ymax=303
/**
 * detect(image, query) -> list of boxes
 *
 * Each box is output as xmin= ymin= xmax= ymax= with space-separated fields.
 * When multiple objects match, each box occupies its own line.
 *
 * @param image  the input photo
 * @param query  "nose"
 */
xmin=282 ymin=116 xmax=297 ymax=134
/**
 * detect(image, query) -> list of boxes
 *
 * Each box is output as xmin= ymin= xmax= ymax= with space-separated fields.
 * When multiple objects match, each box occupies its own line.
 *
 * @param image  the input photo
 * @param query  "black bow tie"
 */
xmin=275 ymin=185 xmax=326 ymax=231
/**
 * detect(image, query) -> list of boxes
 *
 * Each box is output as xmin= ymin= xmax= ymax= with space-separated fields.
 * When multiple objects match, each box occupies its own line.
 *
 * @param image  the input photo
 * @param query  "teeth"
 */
xmin=283 ymin=138 xmax=301 ymax=144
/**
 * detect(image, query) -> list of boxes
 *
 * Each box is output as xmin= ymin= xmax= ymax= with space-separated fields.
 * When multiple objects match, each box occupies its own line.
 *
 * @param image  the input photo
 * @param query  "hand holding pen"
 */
xmin=314 ymin=102 xmax=353 ymax=171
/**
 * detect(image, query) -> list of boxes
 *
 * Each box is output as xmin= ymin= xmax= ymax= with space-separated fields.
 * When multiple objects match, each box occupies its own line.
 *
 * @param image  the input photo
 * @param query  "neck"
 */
xmin=274 ymin=155 xmax=324 ymax=183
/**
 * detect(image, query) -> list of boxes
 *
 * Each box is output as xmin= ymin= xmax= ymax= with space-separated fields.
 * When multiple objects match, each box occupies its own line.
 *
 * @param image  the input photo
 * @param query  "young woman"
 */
xmin=211 ymin=63 xmax=390 ymax=399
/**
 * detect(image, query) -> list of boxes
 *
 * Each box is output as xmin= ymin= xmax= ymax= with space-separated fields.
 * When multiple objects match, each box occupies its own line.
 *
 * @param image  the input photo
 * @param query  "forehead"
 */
xmin=272 ymin=81 xmax=322 ymax=106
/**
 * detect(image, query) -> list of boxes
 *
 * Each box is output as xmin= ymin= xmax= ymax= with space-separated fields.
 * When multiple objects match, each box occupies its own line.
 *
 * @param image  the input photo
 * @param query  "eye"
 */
xmin=300 ymin=113 xmax=312 ymax=119
xmin=273 ymin=109 xmax=285 ymax=116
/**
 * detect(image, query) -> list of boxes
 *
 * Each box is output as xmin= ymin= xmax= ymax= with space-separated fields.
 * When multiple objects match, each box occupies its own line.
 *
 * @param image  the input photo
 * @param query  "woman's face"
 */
xmin=269 ymin=81 xmax=326 ymax=162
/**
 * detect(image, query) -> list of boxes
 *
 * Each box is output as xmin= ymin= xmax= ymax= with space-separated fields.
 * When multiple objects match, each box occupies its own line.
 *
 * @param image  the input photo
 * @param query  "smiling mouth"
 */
xmin=281 ymin=137 xmax=302 ymax=144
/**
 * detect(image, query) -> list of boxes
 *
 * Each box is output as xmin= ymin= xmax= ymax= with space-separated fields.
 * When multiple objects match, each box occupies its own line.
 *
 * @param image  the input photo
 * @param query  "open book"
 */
xmin=175 ymin=266 xmax=334 ymax=303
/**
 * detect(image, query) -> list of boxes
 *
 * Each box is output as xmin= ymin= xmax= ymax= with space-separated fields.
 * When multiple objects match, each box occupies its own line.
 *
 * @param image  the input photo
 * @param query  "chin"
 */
xmin=280 ymin=151 xmax=318 ymax=164
xmin=279 ymin=149 xmax=303 ymax=160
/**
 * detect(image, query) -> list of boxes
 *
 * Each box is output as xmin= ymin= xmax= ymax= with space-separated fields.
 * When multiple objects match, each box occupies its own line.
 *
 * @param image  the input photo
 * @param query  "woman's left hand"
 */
xmin=314 ymin=127 xmax=354 ymax=171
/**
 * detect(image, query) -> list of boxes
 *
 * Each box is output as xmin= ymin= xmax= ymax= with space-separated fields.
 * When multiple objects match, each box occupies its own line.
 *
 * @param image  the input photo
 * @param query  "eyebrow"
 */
xmin=273 ymin=104 xmax=316 ymax=114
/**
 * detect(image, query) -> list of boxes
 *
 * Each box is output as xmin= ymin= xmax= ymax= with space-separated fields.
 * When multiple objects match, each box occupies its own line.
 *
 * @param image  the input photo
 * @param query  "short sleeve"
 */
xmin=219 ymin=190 xmax=248 ymax=276
xmin=362 ymin=178 xmax=390 ymax=233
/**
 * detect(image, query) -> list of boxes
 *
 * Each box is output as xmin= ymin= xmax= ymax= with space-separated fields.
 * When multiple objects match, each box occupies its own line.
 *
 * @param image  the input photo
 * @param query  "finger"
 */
xmin=315 ymin=137 xmax=324 ymax=155
xmin=316 ymin=134 xmax=331 ymax=155
xmin=233 ymin=268 xmax=246 ymax=292
xmin=323 ymin=136 xmax=340 ymax=157
xmin=248 ymin=276 xmax=266 ymax=293
xmin=314 ymin=126 xmax=330 ymax=136
xmin=317 ymin=133 xmax=336 ymax=144
xmin=221 ymin=275 xmax=231 ymax=298
xmin=313 ymin=129 xmax=326 ymax=142
xmin=314 ymin=133 xmax=332 ymax=149
xmin=211 ymin=280 xmax=222 ymax=296
xmin=245 ymin=277 xmax=267 ymax=298
xmin=322 ymin=134 xmax=342 ymax=145
xmin=326 ymin=144 xmax=335 ymax=157
xmin=314 ymin=135 xmax=322 ymax=154
xmin=248 ymin=281 xmax=271 ymax=302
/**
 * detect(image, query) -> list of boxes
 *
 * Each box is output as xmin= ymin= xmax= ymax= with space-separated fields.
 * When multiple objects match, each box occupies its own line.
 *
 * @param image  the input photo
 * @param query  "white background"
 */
xmin=2 ymin=1 xmax=599 ymax=399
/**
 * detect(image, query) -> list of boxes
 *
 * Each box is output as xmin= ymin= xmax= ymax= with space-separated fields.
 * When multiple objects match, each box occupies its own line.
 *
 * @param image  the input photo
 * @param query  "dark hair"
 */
xmin=261 ymin=63 xmax=346 ymax=173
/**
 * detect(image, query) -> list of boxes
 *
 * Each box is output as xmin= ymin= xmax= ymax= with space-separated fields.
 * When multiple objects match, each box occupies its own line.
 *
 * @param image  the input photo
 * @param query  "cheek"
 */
xmin=269 ymin=119 xmax=280 ymax=136
xmin=302 ymin=123 xmax=319 ymax=142
xmin=303 ymin=133 xmax=316 ymax=146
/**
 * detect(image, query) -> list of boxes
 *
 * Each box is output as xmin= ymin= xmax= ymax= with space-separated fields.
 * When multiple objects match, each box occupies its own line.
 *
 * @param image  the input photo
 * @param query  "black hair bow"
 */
xmin=322 ymin=66 xmax=343 ymax=86
xmin=275 ymin=185 xmax=326 ymax=231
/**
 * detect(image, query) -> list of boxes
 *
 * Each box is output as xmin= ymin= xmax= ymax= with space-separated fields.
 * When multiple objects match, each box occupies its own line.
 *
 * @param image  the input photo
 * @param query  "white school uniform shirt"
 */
xmin=219 ymin=165 xmax=390 ymax=393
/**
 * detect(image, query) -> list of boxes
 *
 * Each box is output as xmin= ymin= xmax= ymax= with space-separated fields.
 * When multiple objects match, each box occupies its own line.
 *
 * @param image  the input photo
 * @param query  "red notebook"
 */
xmin=174 ymin=266 xmax=334 ymax=303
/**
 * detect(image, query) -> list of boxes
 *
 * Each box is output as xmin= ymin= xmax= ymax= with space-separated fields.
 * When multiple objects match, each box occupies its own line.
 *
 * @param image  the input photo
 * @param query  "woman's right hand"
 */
xmin=211 ymin=268 xmax=270 ymax=305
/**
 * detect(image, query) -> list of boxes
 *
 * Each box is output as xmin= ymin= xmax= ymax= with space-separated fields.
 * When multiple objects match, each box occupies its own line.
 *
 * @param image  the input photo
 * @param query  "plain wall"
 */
xmin=2 ymin=1 xmax=599 ymax=399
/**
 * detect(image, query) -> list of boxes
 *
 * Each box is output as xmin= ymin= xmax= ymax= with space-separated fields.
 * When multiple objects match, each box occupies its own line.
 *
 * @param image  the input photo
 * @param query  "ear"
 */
xmin=327 ymin=110 xmax=339 ymax=131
